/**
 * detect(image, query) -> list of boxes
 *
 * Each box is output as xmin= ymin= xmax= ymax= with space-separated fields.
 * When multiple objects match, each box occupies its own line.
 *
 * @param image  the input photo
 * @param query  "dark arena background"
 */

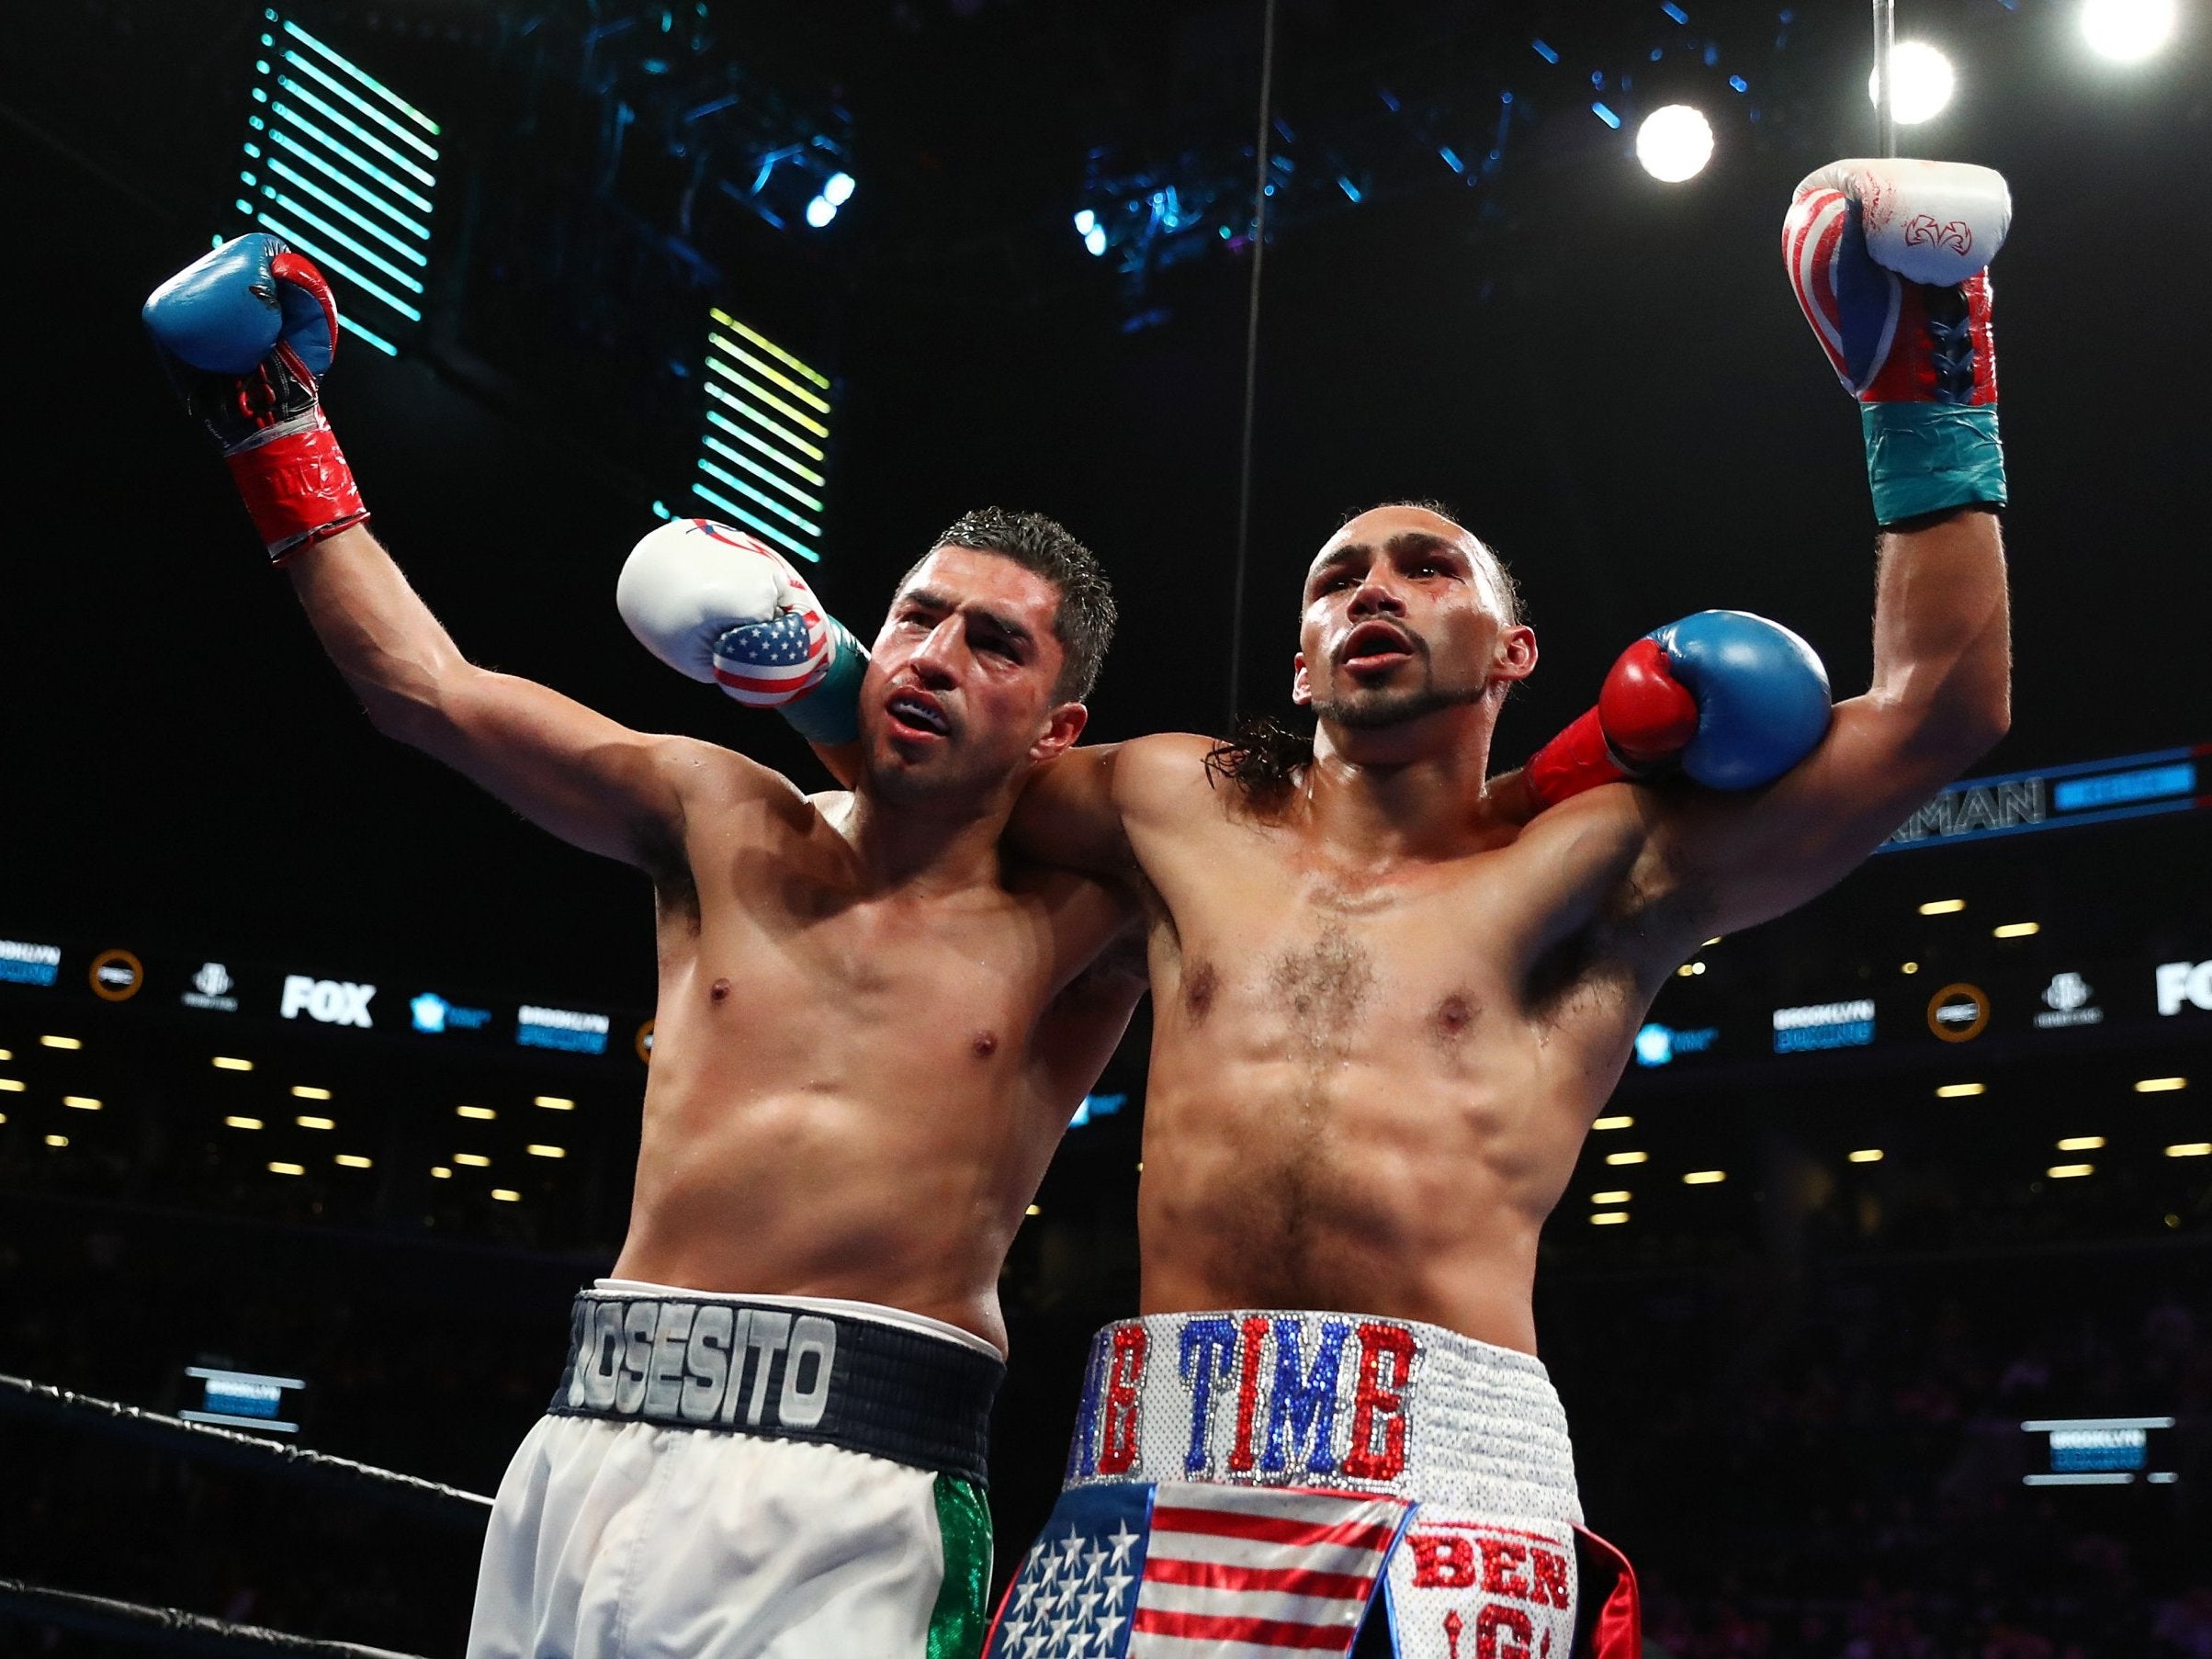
xmin=3 ymin=0 xmax=2210 ymax=1654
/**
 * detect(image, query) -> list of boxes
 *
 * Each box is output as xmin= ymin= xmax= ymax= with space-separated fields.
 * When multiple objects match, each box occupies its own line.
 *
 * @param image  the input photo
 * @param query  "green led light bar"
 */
xmin=682 ymin=310 xmax=836 ymax=562
xmin=224 ymin=12 xmax=442 ymax=356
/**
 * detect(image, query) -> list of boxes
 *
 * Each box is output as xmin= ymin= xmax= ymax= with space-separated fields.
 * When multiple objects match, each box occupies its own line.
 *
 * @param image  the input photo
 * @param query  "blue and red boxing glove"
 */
xmin=1525 ymin=611 xmax=1832 ymax=808
xmin=1782 ymin=159 xmax=2011 ymax=525
xmin=142 ymin=233 xmax=367 ymax=561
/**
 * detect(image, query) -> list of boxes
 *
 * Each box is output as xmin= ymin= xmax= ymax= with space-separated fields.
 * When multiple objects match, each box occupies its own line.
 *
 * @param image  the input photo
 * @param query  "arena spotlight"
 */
xmin=1073 ymin=209 xmax=1098 ymax=237
xmin=1635 ymin=105 xmax=1713 ymax=183
xmin=1083 ymin=224 xmax=1110 ymax=258
xmin=821 ymin=171 xmax=856 ymax=208
xmin=1868 ymin=41 xmax=1955 ymax=125
xmin=2082 ymin=0 xmax=2178 ymax=61
xmin=803 ymin=194 xmax=837 ymax=229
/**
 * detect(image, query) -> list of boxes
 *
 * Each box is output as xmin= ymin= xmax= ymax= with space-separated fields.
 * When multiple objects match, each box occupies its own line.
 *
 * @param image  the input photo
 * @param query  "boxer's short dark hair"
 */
xmin=912 ymin=508 xmax=1116 ymax=701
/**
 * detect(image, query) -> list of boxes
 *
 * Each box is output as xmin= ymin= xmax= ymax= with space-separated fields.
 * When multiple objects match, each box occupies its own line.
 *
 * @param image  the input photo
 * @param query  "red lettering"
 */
xmin=1530 ymin=1545 xmax=1570 ymax=1609
xmin=1226 ymin=1315 xmax=1268 ymax=1473
xmin=1408 ymin=1533 xmax=1479 ymax=1589
xmin=1340 ymin=1321 xmax=1415 ymax=1481
xmin=1478 ymin=1538 xmax=1531 ymax=1599
xmin=1097 ymin=1326 xmax=1148 ymax=1473
xmin=1475 ymin=1604 xmax=1533 ymax=1659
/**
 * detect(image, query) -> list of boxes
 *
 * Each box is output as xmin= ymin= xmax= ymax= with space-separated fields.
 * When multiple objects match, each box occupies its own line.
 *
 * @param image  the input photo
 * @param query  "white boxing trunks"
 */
xmin=984 ymin=1311 xmax=1639 ymax=1659
xmin=468 ymin=1281 xmax=1004 ymax=1659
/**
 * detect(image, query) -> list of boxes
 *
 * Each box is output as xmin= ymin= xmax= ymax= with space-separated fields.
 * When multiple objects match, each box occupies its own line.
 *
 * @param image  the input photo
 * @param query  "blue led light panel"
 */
xmin=227 ymin=11 xmax=442 ymax=357
xmin=688 ymin=307 xmax=835 ymax=564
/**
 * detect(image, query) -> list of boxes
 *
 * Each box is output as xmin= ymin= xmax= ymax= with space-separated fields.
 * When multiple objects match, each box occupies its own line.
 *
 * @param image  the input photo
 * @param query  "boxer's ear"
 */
xmin=1292 ymin=650 xmax=1313 ymax=707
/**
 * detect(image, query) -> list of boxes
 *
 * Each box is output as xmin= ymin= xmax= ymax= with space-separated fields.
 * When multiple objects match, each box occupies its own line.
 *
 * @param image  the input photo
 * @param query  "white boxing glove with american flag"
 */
xmin=616 ymin=518 xmax=868 ymax=744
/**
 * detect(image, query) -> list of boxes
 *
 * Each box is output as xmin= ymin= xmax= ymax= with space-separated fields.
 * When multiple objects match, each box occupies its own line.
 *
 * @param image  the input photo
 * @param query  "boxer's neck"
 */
xmin=832 ymin=784 xmax=1011 ymax=894
xmin=1303 ymin=708 xmax=1501 ymax=859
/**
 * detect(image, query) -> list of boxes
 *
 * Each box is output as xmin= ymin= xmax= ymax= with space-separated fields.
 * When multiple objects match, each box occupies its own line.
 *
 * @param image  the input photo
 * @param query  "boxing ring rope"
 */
xmin=0 ymin=1372 xmax=493 ymax=1522
xmin=0 ymin=1372 xmax=491 ymax=1655
xmin=0 ymin=1580 xmax=429 ymax=1659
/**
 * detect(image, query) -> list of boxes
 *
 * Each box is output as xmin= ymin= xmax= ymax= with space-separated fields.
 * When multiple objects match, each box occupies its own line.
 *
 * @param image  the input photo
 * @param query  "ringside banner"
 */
xmin=0 ymin=931 xmax=649 ymax=1067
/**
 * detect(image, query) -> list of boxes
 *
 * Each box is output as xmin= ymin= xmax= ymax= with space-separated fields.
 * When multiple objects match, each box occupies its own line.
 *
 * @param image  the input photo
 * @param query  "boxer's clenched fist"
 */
xmin=142 ymin=232 xmax=368 ymax=560
xmin=1526 ymin=611 xmax=1832 ymax=807
xmin=618 ymin=518 xmax=868 ymax=745
xmin=1783 ymin=158 xmax=2011 ymax=524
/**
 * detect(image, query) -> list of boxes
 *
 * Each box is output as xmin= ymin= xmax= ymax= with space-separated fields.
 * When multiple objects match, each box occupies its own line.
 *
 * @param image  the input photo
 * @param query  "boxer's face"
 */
xmin=1292 ymin=506 xmax=1535 ymax=731
xmin=862 ymin=547 xmax=1087 ymax=804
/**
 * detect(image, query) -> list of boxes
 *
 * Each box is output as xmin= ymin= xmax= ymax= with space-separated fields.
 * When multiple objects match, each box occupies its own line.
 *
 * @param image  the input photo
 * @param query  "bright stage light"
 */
xmin=1635 ymin=105 xmax=1713 ymax=183
xmin=2082 ymin=0 xmax=2177 ymax=61
xmin=1083 ymin=224 xmax=1109 ymax=258
xmin=804 ymin=195 xmax=837 ymax=229
xmin=822 ymin=171 xmax=856 ymax=207
xmin=1073 ymin=209 xmax=1097 ymax=237
xmin=1868 ymin=41 xmax=1956 ymax=125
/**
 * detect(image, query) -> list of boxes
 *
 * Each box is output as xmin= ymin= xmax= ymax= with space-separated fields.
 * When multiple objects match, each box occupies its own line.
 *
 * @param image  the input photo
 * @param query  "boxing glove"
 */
xmin=617 ymin=519 xmax=868 ymax=746
xmin=1782 ymin=158 xmax=2010 ymax=525
xmin=143 ymin=233 xmax=367 ymax=561
xmin=1525 ymin=611 xmax=1832 ymax=807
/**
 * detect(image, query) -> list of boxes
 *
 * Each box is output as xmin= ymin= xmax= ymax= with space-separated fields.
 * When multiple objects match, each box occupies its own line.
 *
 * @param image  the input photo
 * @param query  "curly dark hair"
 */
xmin=902 ymin=508 xmax=1117 ymax=701
xmin=1203 ymin=715 xmax=1315 ymax=816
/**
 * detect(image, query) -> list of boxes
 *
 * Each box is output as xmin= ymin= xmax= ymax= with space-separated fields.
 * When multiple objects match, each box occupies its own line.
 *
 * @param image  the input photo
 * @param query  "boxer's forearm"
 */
xmin=286 ymin=522 xmax=476 ymax=743
xmin=1864 ymin=506 xmax=2011 ymax=766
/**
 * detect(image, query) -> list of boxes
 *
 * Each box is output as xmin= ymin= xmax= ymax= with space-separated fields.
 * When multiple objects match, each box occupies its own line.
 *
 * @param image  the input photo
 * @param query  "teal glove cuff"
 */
xmin=779 ymin=618 xmax=867 ymax=747
xmin=1862 ymin=402 xmax=2007 ymax=525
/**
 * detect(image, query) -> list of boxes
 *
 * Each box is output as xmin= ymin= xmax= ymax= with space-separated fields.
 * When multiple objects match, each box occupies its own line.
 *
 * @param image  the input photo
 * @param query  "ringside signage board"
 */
xmin=1629 ymin=948 xmax=2212 ymax=1075
xmin=0 ymin=934 xmax=648 ymax=1067
xmin=1877 ymin=742 xmax=2209 ymax=853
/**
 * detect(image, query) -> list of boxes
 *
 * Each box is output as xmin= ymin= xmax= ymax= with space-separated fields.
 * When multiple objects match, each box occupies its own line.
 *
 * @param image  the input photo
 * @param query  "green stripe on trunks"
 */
xmin=926 ymin=1473 xmax=992 ymax=1659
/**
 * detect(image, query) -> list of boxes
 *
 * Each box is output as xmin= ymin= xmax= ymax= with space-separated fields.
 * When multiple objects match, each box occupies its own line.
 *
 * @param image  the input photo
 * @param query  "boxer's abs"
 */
xmin=1133 ymin=921 xmax=1646 ymax=1354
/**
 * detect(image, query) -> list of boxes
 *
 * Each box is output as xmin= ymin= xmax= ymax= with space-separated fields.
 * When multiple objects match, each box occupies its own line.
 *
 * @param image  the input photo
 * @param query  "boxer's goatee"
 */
xmin=1313 ymin=682 xmax=1488 ymax=729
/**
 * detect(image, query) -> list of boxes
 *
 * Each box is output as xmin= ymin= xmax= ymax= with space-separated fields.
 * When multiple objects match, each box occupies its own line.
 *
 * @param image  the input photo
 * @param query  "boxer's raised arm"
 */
xmin=1642 ymin=508 xmax=2007 ymax=937
xmin=1634 ymin=159 xmax=2014 ymax=944
xmin=288 ymin=525 xmax=710 ymax=868
xmin=142 ymin=237 xmax=732 ymax=871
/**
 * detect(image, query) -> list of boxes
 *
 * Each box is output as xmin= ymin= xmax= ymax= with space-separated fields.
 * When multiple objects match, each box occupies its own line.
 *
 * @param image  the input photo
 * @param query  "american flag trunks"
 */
xmin=986 ymin=1310 xmax=1640 ymax=1659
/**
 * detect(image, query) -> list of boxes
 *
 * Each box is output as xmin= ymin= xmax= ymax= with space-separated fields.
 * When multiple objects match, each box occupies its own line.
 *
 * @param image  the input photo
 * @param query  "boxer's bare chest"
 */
xmin=1135 ymin=810 xmax=1648 ymax=1059
xmin=653 ymin=811 xmax=1060 ymax=1069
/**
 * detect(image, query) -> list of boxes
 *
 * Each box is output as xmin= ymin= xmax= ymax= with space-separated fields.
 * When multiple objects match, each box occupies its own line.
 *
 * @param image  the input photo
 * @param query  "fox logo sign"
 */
xmin=280 ymin=975 xmax=376 ymax=1028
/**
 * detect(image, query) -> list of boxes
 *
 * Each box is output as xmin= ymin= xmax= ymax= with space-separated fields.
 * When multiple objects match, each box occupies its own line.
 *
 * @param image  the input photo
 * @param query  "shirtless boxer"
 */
xmin=143 ymin=237 xmax=1146 ymax=1658
xmin=974 ymin=157 xmax=2014 ymax=1658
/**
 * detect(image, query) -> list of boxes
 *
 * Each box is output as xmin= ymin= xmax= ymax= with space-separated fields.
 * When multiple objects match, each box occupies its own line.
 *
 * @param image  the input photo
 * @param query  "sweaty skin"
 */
xmin=288 ymin=530 xmax=1143 ymax=1353
xmin=1014 ymin=503 xmax=2009 ymax=1355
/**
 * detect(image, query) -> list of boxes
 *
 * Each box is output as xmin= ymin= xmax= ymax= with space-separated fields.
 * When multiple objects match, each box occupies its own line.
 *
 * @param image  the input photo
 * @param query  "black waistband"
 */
xmin=548 ymin=1291 xmax=1002 ymax=1486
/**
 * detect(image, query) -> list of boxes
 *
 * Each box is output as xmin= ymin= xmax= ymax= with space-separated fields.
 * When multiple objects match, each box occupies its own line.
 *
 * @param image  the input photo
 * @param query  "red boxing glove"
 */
xmin=1524 ymin=638 xmax=1699 ymax=809
xmin=143 ymin=235 xmax=368 ymax=561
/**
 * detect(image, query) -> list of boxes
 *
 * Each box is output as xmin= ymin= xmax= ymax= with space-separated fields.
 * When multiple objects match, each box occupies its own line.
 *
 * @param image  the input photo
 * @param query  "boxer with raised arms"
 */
xmin=141 ymin=234 xmax=1149 ymax=1659
xmin=966 ymin=156 xmax=2014 ymax=1658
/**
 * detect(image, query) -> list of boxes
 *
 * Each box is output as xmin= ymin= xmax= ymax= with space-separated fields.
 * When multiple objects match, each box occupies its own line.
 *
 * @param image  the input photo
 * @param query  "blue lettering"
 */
xmin=1066 ymin=1337 xmax=1110 ymax=1481
xmin=1179 ymin=1317 xmax=1240 ymax=1474
xmin=1262 ymin=1317 xmax=1348 ymax=1473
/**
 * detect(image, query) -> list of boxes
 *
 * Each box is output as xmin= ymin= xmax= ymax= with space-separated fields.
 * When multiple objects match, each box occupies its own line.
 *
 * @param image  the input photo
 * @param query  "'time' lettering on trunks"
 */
xmin=564 ymin=1296 xmax=838 ymax=1431
xmin=1066 ymin=1314 xmax=1416 ymax=1484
